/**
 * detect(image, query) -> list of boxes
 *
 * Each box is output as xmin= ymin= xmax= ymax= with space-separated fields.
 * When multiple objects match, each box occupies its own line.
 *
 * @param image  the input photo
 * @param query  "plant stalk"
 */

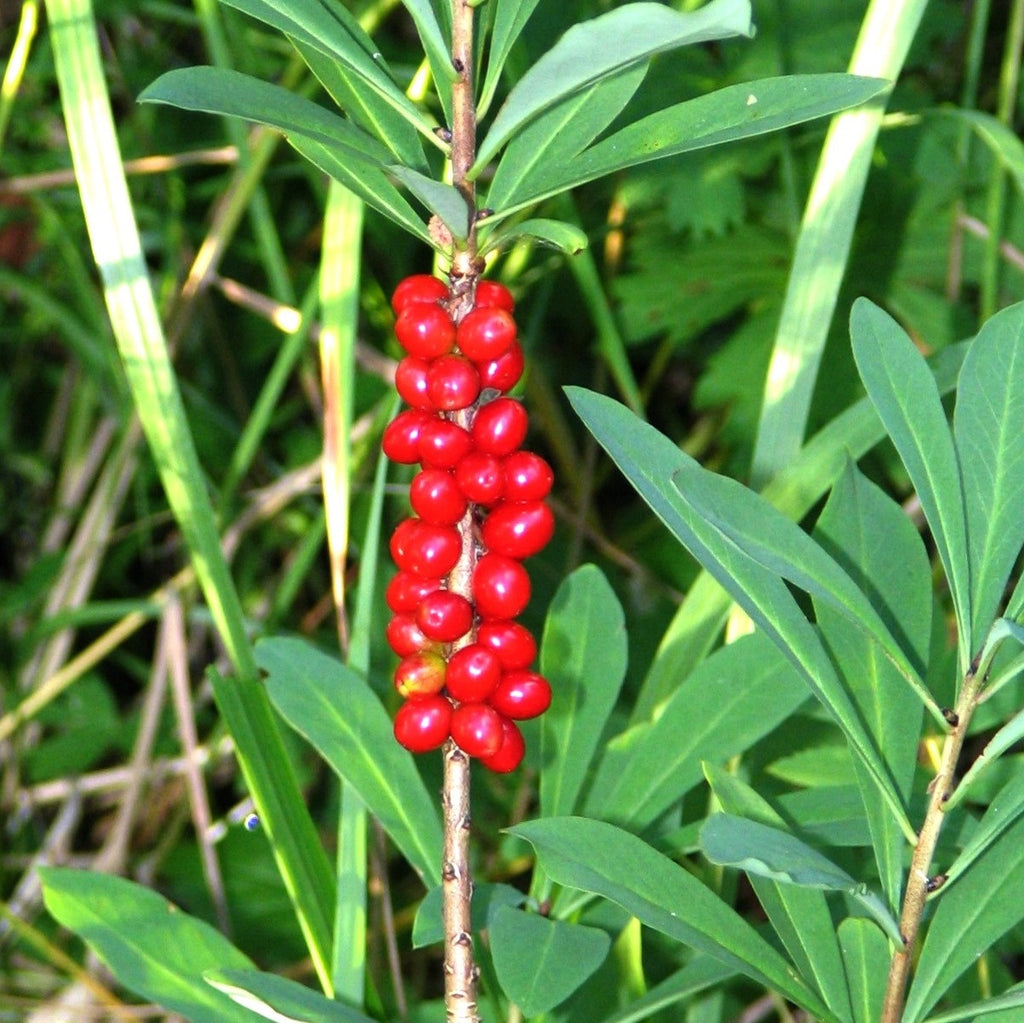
xmin=880 ymin=662 xmax=985 ymax=1022
xmin=442 ymin=3 xmax=482 ymax=1021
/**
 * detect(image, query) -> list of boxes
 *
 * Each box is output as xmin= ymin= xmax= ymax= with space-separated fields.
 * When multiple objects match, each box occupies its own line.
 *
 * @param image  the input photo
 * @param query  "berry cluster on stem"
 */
xmin=382 ymin=274 xmax=554 ymax=773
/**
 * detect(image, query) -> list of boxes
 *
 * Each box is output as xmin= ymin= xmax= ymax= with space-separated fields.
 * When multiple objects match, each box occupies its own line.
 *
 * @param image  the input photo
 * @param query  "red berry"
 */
xmin=489 ymin=670 xmax=551 ymax=720
xmin=472 ymin=398 xmax=528 ymax=456
xmin=445 ymin=644 xmax=502 ymax=703
xmin=418 ymin=419 xmax=473 ymax=469
xmin=382 ymin=410 xmax=432 ymax=464
xmin=395 ymin=356 xmax=435 ymax=410
xmin=394 ymin=650 xmax=447 ymax=699
xmin=501 ymin=451 xmax=553 ymax=502
xmin=385 ymin=571 xmax=442 ymax=614
xmin=390 ymin=518 xmax=461 ymax=577
xmin=480 ymin=717 xmax=525 ymax=773
xmin=474 ymin=280 xmax=515 ymax=312
xmin=456 ymin=307 xmax=516 ymax=363
xmin=395 ymin=303 xmax=455 ymax=359
xmin=473 ymin=554 xmax=531 ymax=619
xmin=386 ymin=613 xmax=437 ymax=657
xmin=427 ymin=354 xmax=481 ymax=411
xmin=476 ymin=620 xmax=537 ymax=670
xmin=416 ymin=590 xmax=474 ymax=643
xmin=481 ymin=501 xmax=554 ymax=559
xmin=454 ymin=450 xmax=504 ymax=505
xmin=394 ymin=694 xmax=452 ymax=752
xmin=450 ymin=702 xmax=504 ymax=757
xmin=410 ymin=468 xmax=467 ymax=526
xmin=391 ymin=274 xmax=448 ymax=314
xmin=478 ymin=342 xmax=524 ymax=392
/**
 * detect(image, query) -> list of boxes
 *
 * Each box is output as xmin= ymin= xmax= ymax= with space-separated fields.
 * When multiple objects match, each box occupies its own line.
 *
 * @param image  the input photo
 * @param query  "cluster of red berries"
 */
xmin=382 ymin=274 xmax=554 ymax=773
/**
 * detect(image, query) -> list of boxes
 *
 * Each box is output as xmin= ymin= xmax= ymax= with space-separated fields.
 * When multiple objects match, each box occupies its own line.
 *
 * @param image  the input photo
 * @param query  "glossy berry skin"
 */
xmin=382 ymin=410 xmax=432 ymax=464
xmin=481 ymin=501 xmax=554 ymax=559
xmin=394 ymin=650 xmax=447 ymax=699
xmin=456 ymin=307 xmax=516 ymax=363
xmin=476 ymin=620 xmax=537 ymax=670
xmin=391 ymin=274 xmax=448 ymax=314
xmin=472 ymin=398 xmax=529 ymax=456
xmin=395 ymin=303 xmax=456 ymax=359
xmin=427 ymin=354 xmax=480 ymax=411
xmin=410 ymin=469 xmax=467 ymax=526
xmin=394 ymin=694 xmax=452 ymax=753
xmin=416 ymin=589 xmax=473 ymax=643
xmin=454 ymin=451 xmax=504 ymax=505
xmin=480 ymin=717 xmax=525 ymax=773
xmin=478 ymin=342 xmax=524 ymax=392
xmin=417 ymin=419 xmax=473 ymax=469
xmin=474 ymin=280 xmax=515 ymax=313
xmin=385 ymin=571 xmax=442 ymax=614
xmin=489 ymin=670 xmax=552 ymax=720
xmin=390 ymin=519 xmax=461 ymax=577
xmin=444 ymin=643 xmax=502 ymax=703
xmin=501 ymin=451 xmax=554 ymax=502
xmin=450 ymin=702 xmax=504 ymax=758
xmin=385 ymin=614 xmax=436 ymax=657
xmin=473 ymin=554 xmax=531 ymax=619
xmin=395 ymin=356 xmax=435 ymax=410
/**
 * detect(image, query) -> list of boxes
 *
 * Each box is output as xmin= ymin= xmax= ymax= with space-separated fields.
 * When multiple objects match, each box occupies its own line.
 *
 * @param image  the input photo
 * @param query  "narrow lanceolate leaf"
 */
xmin=207 ymin=969 xmax=376 ymax=1023
xmin=567 ymin=386 xmax=913 ymax=841
xmin=813 ymin=464 xmax=929 ymax=912
xmin=219 ymin=0 xmax=436 ymax=138
xmin=477 ymin=0 xmax=544 ymax=118
xmin=953 ymin=302 xmax=1024 ymax=644
xmin=39 ymin=868 xmax=255 ymax=1023
xmin=388 ymin=167 xmax=471 ymax=242
xmin=486 ymin=74 xmax=888 ymax=222
xmin=902 ymin=808 xmax=1024 ymax=1023
xmin=480 ymin=218 xmax=589 ymax=257
xmin=921 ymin=984 xmax=1024 ymax=1023
xmin=472 ymin=0 xmax=754 ymax=175
xmin=257 ymin=637 xmax=443 ymax=887
xmin=851 ymin=298 xmax=973 ymax=668
xmin=700 ymin=814 xmax=902 ymax=944
xmin=837 ymin=918 xmax=890 ymax=1023
xmin=540 ymin=565 xmax=628 ymax=820
xmin=398 ymin=0 xmax=457 ymax=122
xmin=584 ymin=633 xmax=806 ymax=828
xmin=509 ymin=817 xmax=836 ymax=1023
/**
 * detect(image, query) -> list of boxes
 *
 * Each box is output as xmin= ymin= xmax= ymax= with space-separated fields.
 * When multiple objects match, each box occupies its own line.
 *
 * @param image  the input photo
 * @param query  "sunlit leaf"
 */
xmin=208 ymin=969 xmax=375 ymax=1023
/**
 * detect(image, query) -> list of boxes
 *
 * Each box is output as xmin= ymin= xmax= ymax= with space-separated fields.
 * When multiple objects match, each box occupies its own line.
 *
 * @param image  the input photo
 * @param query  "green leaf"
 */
xmin=953 ymin=301 xmax=1024 ymax=643
xmin=567 ymin=386 xmax=914 ymax=841
xmin=837 ymin=918 xmax=890 ymax=1023
xmin=39 ymin=867 xmax=254 ymax=1023
xmin=584 ymin=632 xmax=807 ymax=828
xmin=486 ymin=74 xmax=889 ymax=221
xmin=489 ymin=906 xmax=611 ymax=1017
xmin=207 ymin=969 xmax=376 ymax=1023
xmin=902 ymin=807 xmax=1024 ymax=1023
xmin=477 ymin=0 xmax=543 ymax=117
xmin=540 ymin=565 xmax=628 ymax=820
xmin=398 ymin=0 xmax=457 ymax=122
xmin=257 ymin=637 xmax=443 ymax=887
xmin=922 ymin=983 xmax=1024 ymax=1023
xmin=509 ymin=817 xmax=835 ymax=1022
xmin=484 ymin=64 xmax=647 ymax=214
xmin=813 ymin=463 xmax=929 ymax=911
xmin=704 ymin=766 xmax=852 ymax=1020
xmin=595 ymin=956 xmax=736 ymax=1023
xmin=472 ymin=0 xmax=754 ymax=175
xmin=481 ymin=217 xmax=589 ymax=257
xmin=388 ymin=166 xmax=471 ymax=242
xmin=935 ymin=109 xmax=1024 ymax=197
xmin=699 ymin=814 xmax=902 ymax=944
xmin=851 ymin=298 xmax=973 ymax=668
xmin=412 ymin=882 xmax=526 ymax=948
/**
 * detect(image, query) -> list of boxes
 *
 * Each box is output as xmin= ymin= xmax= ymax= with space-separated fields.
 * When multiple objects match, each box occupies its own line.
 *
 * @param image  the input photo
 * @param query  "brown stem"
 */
xmin=880 ymin=663 xmax=984 ymax=1022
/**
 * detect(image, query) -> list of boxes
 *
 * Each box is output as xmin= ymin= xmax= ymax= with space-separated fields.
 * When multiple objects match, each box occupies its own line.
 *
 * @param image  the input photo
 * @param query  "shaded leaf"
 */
xmin=595 ymin=955 xmax=736 ymax=1023
xmin=257 ymin=637 xmax=443 ymax=887
xmin=838 ymin=918 xmax=890 ymax=1023
xmin=509 ymin=817 xmax=836 ymax=1021
xmin=540 ymin=565 xmax=628 ymax=819
xmin=208 ymin=969 xmax=375 ymax=1022
xmin=472 ymin=0 xmax=754 ymax=173
xmin=399 ymin=0 xmax=457 ymax=123
xmin=39 ymin=867 xmax=254 ymax=1023
xmin=388 ymin=167 xmax=471 ymax=242
xmin=482 ymin=217 xmax=589 ymax=257
xmin=477 ymin=0 xmax=543 ymax=117
xmin=851 ymin=298 xmax=972 ymax=666
xmin=412 ymin=882 xmax=526 ymax=949
xmin=490 ymin=906 xmax=611 ymax=1016
xmin=922 ymin=983 xmax=1024 ymax=1023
